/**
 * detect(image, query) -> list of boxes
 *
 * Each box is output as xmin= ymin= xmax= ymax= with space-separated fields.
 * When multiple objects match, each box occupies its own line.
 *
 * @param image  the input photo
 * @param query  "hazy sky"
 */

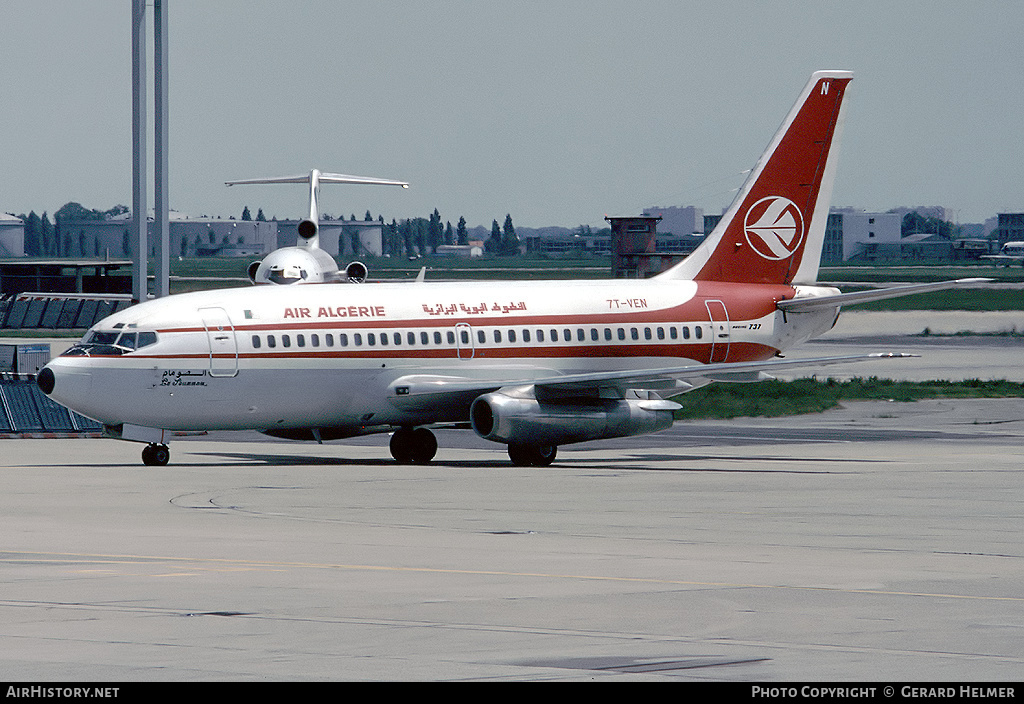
xmin=3 ymin=1 xmax=1022 ymax=228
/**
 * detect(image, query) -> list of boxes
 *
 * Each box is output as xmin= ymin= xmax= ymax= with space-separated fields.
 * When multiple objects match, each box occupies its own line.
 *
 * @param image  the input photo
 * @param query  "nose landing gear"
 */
xmin=141 ymin=443 xmax=170 ymax=466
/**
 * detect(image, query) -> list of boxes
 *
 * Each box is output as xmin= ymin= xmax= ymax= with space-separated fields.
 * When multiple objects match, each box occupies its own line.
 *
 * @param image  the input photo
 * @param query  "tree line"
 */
xmin=382 ymin=210 xmax=520 ymax=258
xmin=900 ymin=212 xmax=962 ymax=239
xmin=16 ymin=203 xmax=130 ymax=257
xmin=11 ymin=201 xmax=523 ymax=259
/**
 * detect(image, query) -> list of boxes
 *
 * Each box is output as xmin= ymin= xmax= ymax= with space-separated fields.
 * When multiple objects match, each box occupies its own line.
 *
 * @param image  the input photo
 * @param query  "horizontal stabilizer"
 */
xmin=777 ymin=278 xmax=991 ymax=311
xmin=226 ymin=172 xmax=409 ymax=188
xmin=225 ymin=168 xmax=408 ymax=252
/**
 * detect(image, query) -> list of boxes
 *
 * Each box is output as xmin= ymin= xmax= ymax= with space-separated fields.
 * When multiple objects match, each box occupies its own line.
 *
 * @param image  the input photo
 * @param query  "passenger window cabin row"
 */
xmin=250 ymin=324 xmax=705 ymax=350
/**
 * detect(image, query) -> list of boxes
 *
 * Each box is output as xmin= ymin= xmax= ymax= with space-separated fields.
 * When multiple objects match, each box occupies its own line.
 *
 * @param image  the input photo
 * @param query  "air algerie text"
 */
xmin=283 ymin=306 xmax=386 ymax=319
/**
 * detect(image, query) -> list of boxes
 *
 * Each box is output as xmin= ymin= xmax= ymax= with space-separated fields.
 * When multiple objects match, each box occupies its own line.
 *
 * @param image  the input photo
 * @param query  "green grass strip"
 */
xmin=671 ymin=377 xmax=1024 ymax=420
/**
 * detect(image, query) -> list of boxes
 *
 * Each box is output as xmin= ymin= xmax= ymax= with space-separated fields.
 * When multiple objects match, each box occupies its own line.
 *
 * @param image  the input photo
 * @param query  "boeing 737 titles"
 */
xmin=38 ymin=71 xmax=984 ymax=466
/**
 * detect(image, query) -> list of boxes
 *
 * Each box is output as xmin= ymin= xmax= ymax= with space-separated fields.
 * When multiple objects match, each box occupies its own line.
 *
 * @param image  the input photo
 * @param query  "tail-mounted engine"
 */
xmin=344 ymin=261 xmax=367 ymax=283
xmin=297 ymin=218 xmax=318 ymax=241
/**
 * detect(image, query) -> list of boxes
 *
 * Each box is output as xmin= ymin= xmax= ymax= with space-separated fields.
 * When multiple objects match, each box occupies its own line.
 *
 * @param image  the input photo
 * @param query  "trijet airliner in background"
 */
xmin=982 ymin=241 xmax=1024 ymax=267
xmin=38 ymin=70 xmax=983 ymax=466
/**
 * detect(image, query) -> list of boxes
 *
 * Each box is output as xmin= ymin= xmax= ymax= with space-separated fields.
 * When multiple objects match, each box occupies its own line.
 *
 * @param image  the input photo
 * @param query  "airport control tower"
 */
xmin=606 ymin=214 xmax=684 ymax=278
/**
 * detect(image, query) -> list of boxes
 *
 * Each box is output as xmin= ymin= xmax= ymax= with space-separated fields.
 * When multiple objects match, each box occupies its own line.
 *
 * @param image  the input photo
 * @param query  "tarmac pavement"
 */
xmin=1 ymin=398 xmax=1022 ymax=681
xmin=1 ymin=313 xmax=1022 ymax=681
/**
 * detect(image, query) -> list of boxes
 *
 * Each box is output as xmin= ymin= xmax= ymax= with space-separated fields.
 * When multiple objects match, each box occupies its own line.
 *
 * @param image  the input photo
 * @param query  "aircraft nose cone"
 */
xmin=37 ymin=366 xmax=55 ymax=395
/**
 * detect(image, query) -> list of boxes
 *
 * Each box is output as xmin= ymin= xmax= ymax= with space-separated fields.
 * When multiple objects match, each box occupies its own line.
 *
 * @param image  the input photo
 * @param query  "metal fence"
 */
xmin=0 ymin=294 xmax=132 ymax=330
xmin=0 ymin=374 xmax=103 ymax=434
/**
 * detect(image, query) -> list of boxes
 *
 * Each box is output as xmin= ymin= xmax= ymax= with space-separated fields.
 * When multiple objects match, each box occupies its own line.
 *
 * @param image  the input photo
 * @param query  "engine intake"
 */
xmin=345 ymin=261 xmax=368 ymax=283
xmin=297 ymin=219 xmax=318 ymax=240
xmin=470 ymin=392 xmax=676 ymax=446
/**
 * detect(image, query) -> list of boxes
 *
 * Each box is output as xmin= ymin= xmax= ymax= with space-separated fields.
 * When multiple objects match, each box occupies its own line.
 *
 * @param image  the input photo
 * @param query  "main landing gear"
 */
xmin=388 ymin=429 xmax=557 ymax=467
xmin=389 ymin=427 xmax=438 ymax=464
xmin=141 ymin=443 xmax=170 ymax=466
xmin=507 ymin=443 xmax=557 ymax=467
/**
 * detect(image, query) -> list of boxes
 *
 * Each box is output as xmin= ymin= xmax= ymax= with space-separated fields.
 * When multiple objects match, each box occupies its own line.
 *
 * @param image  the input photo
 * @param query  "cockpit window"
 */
xmin=266 ymin=265 xmax=308 ymax=284
xmin=87 ymin=331 xmax=120 ymax=345
xmin=62 ymin=329 xmax=159 ymax=357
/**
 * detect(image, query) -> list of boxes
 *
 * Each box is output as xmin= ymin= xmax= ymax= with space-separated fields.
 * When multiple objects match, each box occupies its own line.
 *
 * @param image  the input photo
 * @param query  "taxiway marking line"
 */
xmin=1 ymin=549 xmax=1021 ymax=603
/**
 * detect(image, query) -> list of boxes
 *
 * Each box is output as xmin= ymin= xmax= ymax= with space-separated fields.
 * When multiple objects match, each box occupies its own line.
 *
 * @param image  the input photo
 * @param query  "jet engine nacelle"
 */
xmin=297 ymin=219 xmax=318 ymax=240
xmin=345 ymin=260 xmax=367 ymax=283
xmin=470 ymin=392 xmax=676 ymax=446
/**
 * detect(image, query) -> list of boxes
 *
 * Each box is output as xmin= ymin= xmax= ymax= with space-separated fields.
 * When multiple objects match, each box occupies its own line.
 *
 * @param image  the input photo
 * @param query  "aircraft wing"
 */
xmin=777 ymin=278 xmax=989 ymax=311
xmin=388 ymin=352 xmax=915 ymax=406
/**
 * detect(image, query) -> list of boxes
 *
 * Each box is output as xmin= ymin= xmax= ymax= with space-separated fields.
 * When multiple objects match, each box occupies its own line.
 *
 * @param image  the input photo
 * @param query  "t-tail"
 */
xmin=225 ymin=169 xmax=409 ymax=251
xmin=226 ymin=169 xmax=408 ymax=284
xmin=658 ymin=70 xmax=852 ymax=286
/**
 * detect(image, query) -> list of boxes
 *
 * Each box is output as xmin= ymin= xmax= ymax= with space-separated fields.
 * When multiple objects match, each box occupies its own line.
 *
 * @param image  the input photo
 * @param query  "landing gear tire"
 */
xmin=507 ymin=443 xmax=557 ymax=467
xmin=389 ymin=427 xmax=437 ymax=464
xmin=142 ymin=443 xmax=170 ymax=466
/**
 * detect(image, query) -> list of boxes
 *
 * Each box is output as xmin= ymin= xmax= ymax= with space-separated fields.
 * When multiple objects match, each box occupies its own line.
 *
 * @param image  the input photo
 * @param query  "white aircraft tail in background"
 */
xmin=226 ymin=169 xmax=408 ymax=284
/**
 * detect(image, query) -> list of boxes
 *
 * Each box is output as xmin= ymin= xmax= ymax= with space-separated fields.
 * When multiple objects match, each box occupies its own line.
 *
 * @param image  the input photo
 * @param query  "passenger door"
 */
xmin=198 ymin=307 xmax=238 ymax=377
xmin=705 ymin=299 xmax=730 ymax=363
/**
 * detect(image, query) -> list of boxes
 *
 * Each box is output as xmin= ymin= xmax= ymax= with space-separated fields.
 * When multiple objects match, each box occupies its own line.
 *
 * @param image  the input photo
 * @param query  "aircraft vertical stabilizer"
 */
xmin=658 ymin=70 xmax=852 ymax=285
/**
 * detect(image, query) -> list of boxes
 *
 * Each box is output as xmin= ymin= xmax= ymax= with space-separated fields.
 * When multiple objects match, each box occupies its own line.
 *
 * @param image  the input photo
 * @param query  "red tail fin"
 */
xmin=659 ymin=71 xmax=852 ymax=285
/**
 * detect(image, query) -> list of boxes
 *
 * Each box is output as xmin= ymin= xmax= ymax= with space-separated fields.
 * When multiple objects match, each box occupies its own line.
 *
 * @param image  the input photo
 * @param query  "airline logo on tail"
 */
xmin=743 ymin=196 xmax=805 ymax=260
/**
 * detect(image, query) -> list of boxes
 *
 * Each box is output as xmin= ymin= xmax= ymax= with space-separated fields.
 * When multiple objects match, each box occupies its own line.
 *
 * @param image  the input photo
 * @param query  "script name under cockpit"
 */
xmin=282 ymin=305 xmax=387 ymax=320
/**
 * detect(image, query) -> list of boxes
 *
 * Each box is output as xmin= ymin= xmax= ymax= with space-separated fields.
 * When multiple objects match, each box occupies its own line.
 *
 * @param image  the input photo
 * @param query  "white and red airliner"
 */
xmin=38 ymin=71 xmax=981 ymax=466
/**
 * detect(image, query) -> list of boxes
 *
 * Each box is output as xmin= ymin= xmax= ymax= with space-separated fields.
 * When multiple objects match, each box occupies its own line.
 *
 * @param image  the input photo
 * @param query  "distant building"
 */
xmin=844 ymin=210 xmax=902 ymax=261
xmin=281 ymin=220 xmax=384 ymax=259
xmin=52 ymin=214 xmax=386 ymax=259
xmin=823 ymin=209 xmax=901 ymax=263
xmin=656 ymin=233 xmax=706 ymax=256
xmin=523 ymin=230 xmax=610 ymax=256
xmin=887 ymin=205 xmax=955 ymax=223
xmin=900 ymin=233 xmax=953 ymax=261
xmin=993 ymin=213 xmax=1024 ymax=248
xmin=435 ymin=244 xmax=483 ymax=258
xmin=703 ymin=214 xmax=723 ymax=234
xmin=952 ymin=239 xmax=991 ymax=260
xmin=958 ymin=223 xmax=987 ymax=239
xmin=0 ymin=213 xmax=25 ymax=257
xmin=642 ymin=205 xmax=703 ymax=236
xmin=824 ymin=208 xmax=981 ymax=263
xmin=984 ymin=216 xmax=999 ymax=238
xmin=57 ymin=212 xmax=277 ymax=259
xmin=822 ymin=213 xmax=844 ymax=264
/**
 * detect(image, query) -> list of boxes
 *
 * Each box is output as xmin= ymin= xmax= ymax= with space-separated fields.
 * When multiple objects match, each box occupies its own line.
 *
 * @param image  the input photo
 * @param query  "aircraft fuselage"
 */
xmin=42 ymin=277 xmax=839 ymax=434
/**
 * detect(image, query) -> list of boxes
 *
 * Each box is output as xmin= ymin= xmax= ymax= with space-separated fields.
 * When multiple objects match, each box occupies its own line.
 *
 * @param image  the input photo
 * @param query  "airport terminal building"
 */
xmin=0 ymin=213 xmax=25 ymax=257
xmin=50 ymin=214 xmax=385 ymax=259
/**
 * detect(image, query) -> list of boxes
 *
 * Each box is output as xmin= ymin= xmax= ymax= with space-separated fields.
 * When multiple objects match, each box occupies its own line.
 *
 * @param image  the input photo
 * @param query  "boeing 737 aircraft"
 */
xmin=38 ymin=71 xmax=982 ymax=466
